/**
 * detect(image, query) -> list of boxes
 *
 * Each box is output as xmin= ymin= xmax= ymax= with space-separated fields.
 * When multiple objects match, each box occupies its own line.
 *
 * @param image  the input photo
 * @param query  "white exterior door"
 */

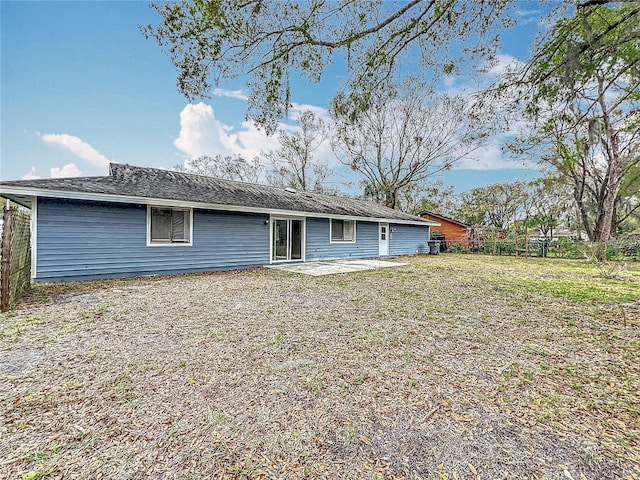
xmin=271 ymin=217 xmax=304 ymax=262
xmin=379 ymin=223 xmax=389 ymax=256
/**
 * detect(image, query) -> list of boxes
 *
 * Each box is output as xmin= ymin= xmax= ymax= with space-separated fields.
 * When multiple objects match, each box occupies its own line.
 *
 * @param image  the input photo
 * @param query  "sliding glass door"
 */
xmin=271 ymin=218 xmax=304 ymax=262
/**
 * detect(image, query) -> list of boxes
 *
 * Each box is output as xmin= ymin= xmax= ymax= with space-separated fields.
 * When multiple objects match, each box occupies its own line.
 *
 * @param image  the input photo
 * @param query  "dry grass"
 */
xmin=1 ymin=254 xmax=639 ymax=480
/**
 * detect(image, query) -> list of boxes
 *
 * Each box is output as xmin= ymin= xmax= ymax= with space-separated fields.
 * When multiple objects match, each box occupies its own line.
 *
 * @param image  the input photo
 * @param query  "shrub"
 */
xmin=613 ymin=235 xmax=640 ymax=260
xmin=447 ymin=243 xmax=469 ymax=254
xmin=556 ymin=238 xmax=588 ymax=259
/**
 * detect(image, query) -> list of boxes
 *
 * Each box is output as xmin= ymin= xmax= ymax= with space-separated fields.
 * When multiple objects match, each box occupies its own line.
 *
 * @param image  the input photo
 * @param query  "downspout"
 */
xmin=31 ymin=197 xmax=37 ymax=281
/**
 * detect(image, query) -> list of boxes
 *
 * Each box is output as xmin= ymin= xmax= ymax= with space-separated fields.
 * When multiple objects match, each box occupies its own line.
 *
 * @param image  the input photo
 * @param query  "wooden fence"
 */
xmin=1 ymin=204 xmax=32 ymax=311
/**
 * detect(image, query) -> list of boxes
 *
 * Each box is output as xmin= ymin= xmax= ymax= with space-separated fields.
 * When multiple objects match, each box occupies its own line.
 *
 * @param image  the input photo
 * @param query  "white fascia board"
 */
xmin=0 ymin=186 xmax=437 ymax=226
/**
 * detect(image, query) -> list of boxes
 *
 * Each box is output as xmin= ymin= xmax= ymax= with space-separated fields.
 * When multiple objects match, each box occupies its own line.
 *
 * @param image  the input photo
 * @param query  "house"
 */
xmin=528 ymin=228 xmax=586 ymax=242
xmin=417 ymin=210 xmax=471 ymax=249
xmin=0 ymin=163 xmax=439 ymax=283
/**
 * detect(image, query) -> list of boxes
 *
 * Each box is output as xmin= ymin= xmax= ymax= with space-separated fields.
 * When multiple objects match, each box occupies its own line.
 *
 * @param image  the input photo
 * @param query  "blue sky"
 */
xmin=1 ymin=1 xmax=549 ymax=193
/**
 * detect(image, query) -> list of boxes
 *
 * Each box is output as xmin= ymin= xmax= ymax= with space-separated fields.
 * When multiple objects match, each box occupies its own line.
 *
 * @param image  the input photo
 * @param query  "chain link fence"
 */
xmin=437 ymin=236 xmax=640 ymax=261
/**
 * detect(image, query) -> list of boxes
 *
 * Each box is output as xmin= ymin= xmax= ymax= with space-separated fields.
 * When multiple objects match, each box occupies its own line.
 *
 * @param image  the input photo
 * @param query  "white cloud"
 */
xmin=516 ymin=8 xmax=541 ymax=26
xmin=213 ymin=88 xmax=249 ymax=101
xmin=174 ymin=102 xmax=240 ymax=158
xmin=174 ymin=101 xmax=336 ymax=174
xmin=435 ymin=52 xmax=533 ymax=172
xmin=484 ymin=53 xmax=524 ymax=76
xmin=235 ymin=120 xmax=282 ymax=159
xmin=213 ymin=87 xmax=330 ymax=121
xmin=455 ymin=143 xmax=531 ymax=170
xmin=442 ymin=53 xmax=524 ymax=98
xmin=289 ymin=102 xmax=331 ymax=121
xmin=50 ymin=163 xmax=82 ymax=178
xmin=40 ymin=133 xmax=111 ymax=169
xmin=22 ymin=166 xmax=41 ymax=180
xmin=175 ymin=102 xmax=314 ymax=161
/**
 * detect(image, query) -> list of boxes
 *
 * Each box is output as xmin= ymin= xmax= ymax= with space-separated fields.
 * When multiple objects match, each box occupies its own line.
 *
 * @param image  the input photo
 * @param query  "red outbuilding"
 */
xmin=418 ymin=210 xmax=471 ymax=250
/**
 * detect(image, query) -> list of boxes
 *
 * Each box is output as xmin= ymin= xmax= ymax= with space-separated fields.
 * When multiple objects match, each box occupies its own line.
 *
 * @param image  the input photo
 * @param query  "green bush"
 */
xmin=613 ymin=236 xmax=640 ymax=260
xmin=606 ymin=242 xmax=623 ymax=261
xmin=556 ymin=238 xmax=588 ymax=259
xmin=496 ymin=240 xmax=514 ymax=256
xmin=447 ymin=243 xmax=469 ymax=254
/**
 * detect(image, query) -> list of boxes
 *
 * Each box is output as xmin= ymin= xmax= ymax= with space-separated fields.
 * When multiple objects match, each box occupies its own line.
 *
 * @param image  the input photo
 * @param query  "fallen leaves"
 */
xmin=1 ymin=255 xmax=638 ymax=479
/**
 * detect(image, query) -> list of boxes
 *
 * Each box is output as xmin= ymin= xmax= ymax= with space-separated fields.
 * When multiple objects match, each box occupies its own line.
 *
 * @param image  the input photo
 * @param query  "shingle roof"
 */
xmin=1 ymin=163 xmax=433 ymax=224
xmin=417 ymin=210 xmax=469 ymax=228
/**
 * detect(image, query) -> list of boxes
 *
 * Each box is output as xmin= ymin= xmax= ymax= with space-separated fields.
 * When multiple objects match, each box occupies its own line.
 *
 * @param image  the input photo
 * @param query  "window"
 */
xmin=330 ymin=219 xmax=355 ymax=242
xmin=148 ymin=207 xmax=192 ymax=245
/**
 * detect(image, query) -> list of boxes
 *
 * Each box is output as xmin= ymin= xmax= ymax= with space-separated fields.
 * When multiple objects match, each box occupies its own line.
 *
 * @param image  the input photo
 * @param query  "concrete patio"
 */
xmin=265 ymin=258 xmax=409 ymax=276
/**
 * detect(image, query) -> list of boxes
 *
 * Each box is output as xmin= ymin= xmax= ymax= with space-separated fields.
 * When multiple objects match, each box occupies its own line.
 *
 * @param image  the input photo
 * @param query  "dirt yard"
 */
xmin=1 ymin=254 xmax=639 ymax=479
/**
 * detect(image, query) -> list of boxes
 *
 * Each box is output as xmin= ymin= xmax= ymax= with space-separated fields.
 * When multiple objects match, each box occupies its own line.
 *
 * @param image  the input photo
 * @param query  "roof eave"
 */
xmin=0 ymin=186 xmax=437 ymax=226
xmin=1 ymin=193 xmax=34 ymax=209
xmin=417 ymin=210 xmax=468 ymax=228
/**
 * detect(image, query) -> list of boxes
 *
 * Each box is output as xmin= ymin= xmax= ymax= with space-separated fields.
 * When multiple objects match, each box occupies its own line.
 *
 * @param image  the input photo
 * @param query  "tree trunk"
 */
xmin=385 ymin=189 xmax=399 ymax=210
xmin=574 ymin=189 xmax=595 ymax=242
xmin=596 ymin=74 xmax=622 ymax=261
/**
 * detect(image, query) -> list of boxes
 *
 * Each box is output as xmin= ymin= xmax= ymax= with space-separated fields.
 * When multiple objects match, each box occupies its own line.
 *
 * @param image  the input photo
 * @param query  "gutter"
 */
xmin=0 ymin=186 xmax=440 ymax=227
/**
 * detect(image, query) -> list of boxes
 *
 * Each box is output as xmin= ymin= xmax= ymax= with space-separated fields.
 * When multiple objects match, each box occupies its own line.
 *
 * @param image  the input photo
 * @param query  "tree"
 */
xmin=331 ymin=79 xmax=485 ymax=209
xmin=525 ymin=1 xmax=640 ymax=92
xmin=527 ymin=177 xmax=575 ymax=239
xmin=454 ymin=181 xmax=529 ymax=231
xmin=262 ymin=111 xmax=331 ymax=192
xmin=452 ymin=181 xmax=531 ymax=254
xmin=506 ymin=2 xmax=640 ymax=259
xmin=395 ymin=179 xmax=456 ymax=216
xmin=530 ymin=112 xmax=638 ymax=244
xmin=175 ymin=154 xmax=263 ymax=182
xmin=616 ymin=162 xmax=640 ymax=233
xmin=142 ymin=0 xmax=518 ymax=133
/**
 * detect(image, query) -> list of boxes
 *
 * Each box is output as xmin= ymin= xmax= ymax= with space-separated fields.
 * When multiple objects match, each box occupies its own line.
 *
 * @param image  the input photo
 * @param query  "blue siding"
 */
xmin=36 ymin=198 xmax=270 ymax=282
xmin=34 ymin=198 xmax=431 ymax=282
xmin=389 ymin=223 xmax=430 ymax=255
xmin=305 ymin=218 xmax=378 ymax=261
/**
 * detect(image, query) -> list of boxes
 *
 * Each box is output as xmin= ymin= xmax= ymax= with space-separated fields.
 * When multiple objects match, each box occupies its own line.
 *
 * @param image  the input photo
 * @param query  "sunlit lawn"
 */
xmin=1 ymin=254 xmax=638 ymax=479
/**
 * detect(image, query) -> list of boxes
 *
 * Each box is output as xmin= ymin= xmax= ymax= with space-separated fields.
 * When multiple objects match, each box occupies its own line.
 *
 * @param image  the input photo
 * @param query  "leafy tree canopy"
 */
xmin=497 ymin=1 xmax=639 ymax=258
xmin=142 ymin=0 xmax=516 ymax=133
xmin=453 ymin=181 xmax=529 ymax=230
xmin=525 ymin=0 xmax=639 ymax=107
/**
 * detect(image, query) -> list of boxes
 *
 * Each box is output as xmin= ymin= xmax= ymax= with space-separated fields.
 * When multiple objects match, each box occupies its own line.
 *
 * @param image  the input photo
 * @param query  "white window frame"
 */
xmin=269 ymin=215 xmax=306 ymax=263
xmin=147 ymin=205 xmax=193 ymax=246
xmin=329 ymin=218 xmax=356 ymax=243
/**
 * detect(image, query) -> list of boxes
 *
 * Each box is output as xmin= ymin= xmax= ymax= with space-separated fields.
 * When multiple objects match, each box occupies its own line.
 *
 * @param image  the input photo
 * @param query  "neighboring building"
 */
xmin=0 ymin=164 xmax=439 ymax=283
xmin=417 ymin=210 xmax=470 ymax=249
xmin=528 ymin=228 xmax=587 ymax=241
